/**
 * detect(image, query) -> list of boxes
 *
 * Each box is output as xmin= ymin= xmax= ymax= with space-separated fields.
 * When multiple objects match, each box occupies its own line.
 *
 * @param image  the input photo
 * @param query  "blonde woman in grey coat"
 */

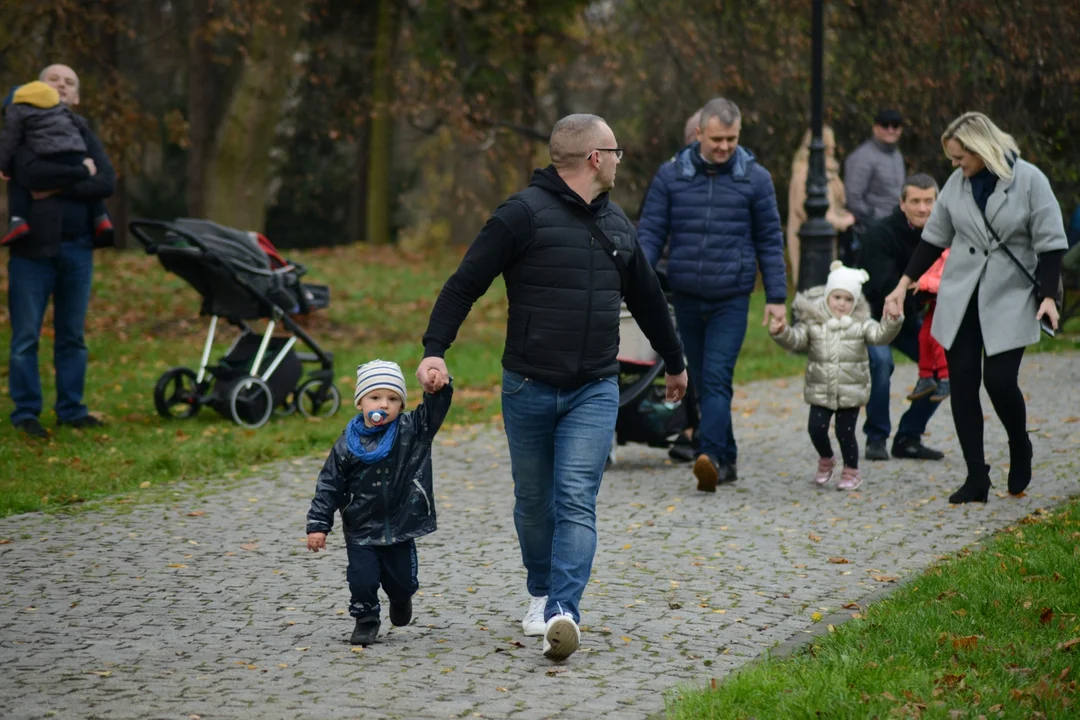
xmin=884 ymin=112 xmax=1068 ymax=504
xmin=771 ymin=262 xmax=902 ymax=490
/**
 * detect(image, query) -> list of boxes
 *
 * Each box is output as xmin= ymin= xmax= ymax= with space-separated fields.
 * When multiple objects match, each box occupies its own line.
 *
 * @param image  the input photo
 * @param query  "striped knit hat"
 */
xmin=354 ymin=360 xmax=407 ymax=408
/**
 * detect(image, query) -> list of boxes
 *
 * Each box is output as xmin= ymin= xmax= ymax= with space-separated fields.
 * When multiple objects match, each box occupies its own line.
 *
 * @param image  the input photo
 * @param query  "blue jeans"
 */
xmin=672 ymin=293 xmax=750 ymax=465
xmin=863 ymin=313 xmax=940 ymax=444
xmin=346 ymin=540 xmax=418 ymax=620
xmin=7 ymin=236 xmax=94 ymax=424
xmin=501 ymin=369 xmax=619 ymax=624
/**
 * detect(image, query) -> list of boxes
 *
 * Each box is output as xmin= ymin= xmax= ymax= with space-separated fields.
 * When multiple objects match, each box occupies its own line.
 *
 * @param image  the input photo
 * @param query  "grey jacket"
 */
xmin=772 ymin=287 xmax=902 ymax=410
xmin=0 ymin=103 xmax=87 ymax=172
xmin=843 ymin=138 xmax=905 ymax=228
xmin=921 ymin=160 xmax=1069 ymax=356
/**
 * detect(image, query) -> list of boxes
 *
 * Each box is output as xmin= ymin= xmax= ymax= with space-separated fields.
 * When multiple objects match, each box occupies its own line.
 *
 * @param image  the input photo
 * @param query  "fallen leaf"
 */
xmin=166 ymin=563 xmax=188 ymax=569
xmin=952 ymin=635 xmax=978 ymax=650
xmin=240 ymin=543 xmax=260 ymax=551
xmin=87 ymin=671 xmax=112 ymax=677
xmin=139 ymin=481 xmax=151 ymax=489
xmin=621 ymin=636 xmax=632 ymax=643
xmin=186 ymin=510 xmax=206 ymax=517
xmin=828 ymin=557 xmax=850 ymax=564
xmin=1040 ymin=607 xmax=1054 ymax=625
xmin=811 ymin=612 xmax=823 ymax=622
xmin=511 ymin=641 xmax=525 ymax=648
xmin=545 ymin=667 xmax=567 ymax=676
xmin=0 ymin=539 xmax=12 ymax=545
xmin=842 ymin=603 xmax=860 ymax=610
xmin=350 ymin=647 xmax=363 ymax=653
xmin=872 ymin=575 xmax=899 ymax=583
xmin=294 ymin=646 xmax=310 ymax=652
xmin=882 ymin=691 xmax=897 ymax=701
xmin=808 ymin=533 xmax=822 ymax=542
xmin=1059 ymin=638 xmax=1080 ymax=652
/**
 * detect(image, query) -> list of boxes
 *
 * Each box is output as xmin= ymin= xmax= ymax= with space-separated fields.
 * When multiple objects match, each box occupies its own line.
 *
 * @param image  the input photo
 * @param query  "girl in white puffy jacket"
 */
xmin=769 ymin=262 xmax=903 ymax=490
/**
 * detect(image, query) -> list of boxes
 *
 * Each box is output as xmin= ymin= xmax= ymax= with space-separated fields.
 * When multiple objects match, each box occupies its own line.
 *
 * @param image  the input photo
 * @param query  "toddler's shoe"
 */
xmin=836 ymin=466 xmax=862 ymax=491
xmin=813 ymin=456 xmax=836 ymax=486
xmin=929 ymin=379 xmax=951 ymax=403
xmin=350 ymin=617 xmax=380 ymax=646
xmin=907 ymin=377 xmax=938 ymax=401
xmin=389 ymin=597 xmax=412 ymax=627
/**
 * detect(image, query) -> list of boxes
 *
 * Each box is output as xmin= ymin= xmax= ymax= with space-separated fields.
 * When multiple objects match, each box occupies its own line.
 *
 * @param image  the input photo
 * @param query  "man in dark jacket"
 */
xmin=417 ymin=113 xmax=687 ymax=662
xmin=637 ymin=97 xmax=787 ymax=492
xmin=858 ymin=173 xmax=944 ymax=461
xmin=5 ymin=64 xmax=115 ymax=438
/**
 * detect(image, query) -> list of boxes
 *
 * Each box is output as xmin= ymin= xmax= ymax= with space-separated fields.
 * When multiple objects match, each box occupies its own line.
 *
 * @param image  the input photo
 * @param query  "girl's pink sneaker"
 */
xmin=814 ymin=456 xmax=836 ymax=486
xmin=837 ymin=466 xmax=862 ymax=491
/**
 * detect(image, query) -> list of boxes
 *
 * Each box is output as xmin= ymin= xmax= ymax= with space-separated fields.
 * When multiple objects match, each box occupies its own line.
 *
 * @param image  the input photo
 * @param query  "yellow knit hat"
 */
xmin=12 ymin=81 xmax=60 ymax=109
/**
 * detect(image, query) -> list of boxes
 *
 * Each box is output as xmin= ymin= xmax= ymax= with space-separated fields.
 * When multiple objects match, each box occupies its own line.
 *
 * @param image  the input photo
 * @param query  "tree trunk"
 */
xmin=364 ymin=0 xmax=397 ymax=245
xmin=347 ymin=118 xmax=370 ymax=244
xmin=185 ymin=0 xmax=214 ymax=218
xmin=103 ymin=0 xmax=131 ymax=248
xmin=203 ymin=0 xmax=308 ymax=232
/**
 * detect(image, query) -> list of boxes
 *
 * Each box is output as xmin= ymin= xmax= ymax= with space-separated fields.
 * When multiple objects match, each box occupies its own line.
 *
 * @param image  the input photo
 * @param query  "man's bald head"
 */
xmin=549 ymin=114 xmax=609 ymax=171
xmin=40 ymin=64 xmax=80 ymax=105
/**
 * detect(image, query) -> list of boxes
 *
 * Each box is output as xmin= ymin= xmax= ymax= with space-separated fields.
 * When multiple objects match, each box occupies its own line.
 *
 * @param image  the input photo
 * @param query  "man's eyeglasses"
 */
xmin=881 ymin=123 xmax=902 ymax=130
xmin=590 ymin=148 xmax=624 ymax=161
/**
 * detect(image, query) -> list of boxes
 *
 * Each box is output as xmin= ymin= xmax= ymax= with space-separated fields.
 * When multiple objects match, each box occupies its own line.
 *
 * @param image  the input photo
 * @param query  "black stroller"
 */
xmin=610 ymin=271 xmax=697 ymax=464
xmin=130 ymin=218 xmax=340 ymax=429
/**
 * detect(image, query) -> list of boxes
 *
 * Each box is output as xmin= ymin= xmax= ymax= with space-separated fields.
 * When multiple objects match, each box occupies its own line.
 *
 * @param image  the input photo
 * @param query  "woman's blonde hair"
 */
xmin=941 ymin=112 xmax=1020 ymax=181
xmin=791 ymin=126 xmax=839 ymax=176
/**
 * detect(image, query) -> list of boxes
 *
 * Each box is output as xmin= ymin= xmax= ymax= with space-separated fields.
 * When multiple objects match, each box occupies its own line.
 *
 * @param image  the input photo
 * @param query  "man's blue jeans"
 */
xmin=7 ymin=236 xmax=94 ymax=424
xmin=672 ymin=293 xmax=750 ymax=465
xmin=501 ymin=369 xmax=618 ymax=624
xmin=863 ymin=313 xmax=940 ymax=444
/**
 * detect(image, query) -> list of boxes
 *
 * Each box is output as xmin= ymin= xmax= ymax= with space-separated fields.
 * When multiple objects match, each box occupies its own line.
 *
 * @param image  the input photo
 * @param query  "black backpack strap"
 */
xmin=552 ymin=195 xmax=630 ymax=292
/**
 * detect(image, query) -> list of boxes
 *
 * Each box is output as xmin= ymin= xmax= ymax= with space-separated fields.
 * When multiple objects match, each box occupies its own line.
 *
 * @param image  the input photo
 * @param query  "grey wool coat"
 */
xmin=921 ymin=160 xmax=1069 ymax=356
xmin=772 ymin=287 xmax=902 ymax=410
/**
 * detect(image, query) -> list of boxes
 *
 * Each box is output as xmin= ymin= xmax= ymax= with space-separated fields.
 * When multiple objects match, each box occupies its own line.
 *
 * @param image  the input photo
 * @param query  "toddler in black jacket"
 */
xmin=306 ymin=359 xmax=453 ymax=646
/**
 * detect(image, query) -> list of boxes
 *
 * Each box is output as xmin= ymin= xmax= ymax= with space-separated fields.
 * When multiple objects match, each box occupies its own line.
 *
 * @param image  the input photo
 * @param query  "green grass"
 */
xmin=1 ymin=246 xmax=1077 ymax=518
xmin=666 ymin=501 xmax=1080 ymax=719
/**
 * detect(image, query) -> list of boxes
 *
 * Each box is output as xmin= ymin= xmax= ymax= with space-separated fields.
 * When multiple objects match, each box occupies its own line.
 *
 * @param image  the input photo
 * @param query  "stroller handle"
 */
xmin=128 ymin=219 xmax=211 ymax=255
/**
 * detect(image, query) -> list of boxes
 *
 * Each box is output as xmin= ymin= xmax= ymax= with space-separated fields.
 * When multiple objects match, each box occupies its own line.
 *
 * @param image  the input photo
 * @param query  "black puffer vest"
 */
xmin=501 ymin=168 xmax=637 ymax=388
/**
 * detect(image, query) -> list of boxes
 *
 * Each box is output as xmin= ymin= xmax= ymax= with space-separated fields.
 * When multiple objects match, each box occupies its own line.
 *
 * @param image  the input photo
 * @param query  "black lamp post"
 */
xmin=797 ymin=0 xmax=835 ymax=292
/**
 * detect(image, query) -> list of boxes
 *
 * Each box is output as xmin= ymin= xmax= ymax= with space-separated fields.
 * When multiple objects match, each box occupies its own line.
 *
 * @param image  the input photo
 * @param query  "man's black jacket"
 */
xmin=422 ymin=165 xmax=685 ymax=389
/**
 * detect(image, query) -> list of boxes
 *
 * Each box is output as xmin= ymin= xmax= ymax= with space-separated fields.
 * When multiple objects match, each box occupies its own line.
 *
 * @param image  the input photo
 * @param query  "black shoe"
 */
xmin=907 ymin=377 xmax=938 ymax=401
xmin=15 ymin=417 xmax=49 ymax=439
xmin=693 ymin=454 xmax=720 ymax=493
xmin=719 ymin=462 xmax=737 ymax=484
xmin=668 ymin=436 xmax=696 ymax=463
xmin=1008 ymin=435 xmax=1033 ymax=496
xmin=350 ymin=617 xmax=380 ymax=646
xmin=865 ymin=440 xmax=889 ymax=461
xmin=389 ymin=598 xmax=412 ymax=627
xmin=949 ymin=464 xmax=992 ymax=504
xmin=59 ymin=415 xmax=105 ymax=429
xmin=891 ymin=436 xmax=945 ymax=460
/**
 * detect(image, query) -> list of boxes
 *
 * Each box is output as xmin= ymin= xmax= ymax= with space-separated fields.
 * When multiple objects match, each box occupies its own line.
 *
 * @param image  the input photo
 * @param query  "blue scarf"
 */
xmin=345 ymin=413 xmax=398 ymax=464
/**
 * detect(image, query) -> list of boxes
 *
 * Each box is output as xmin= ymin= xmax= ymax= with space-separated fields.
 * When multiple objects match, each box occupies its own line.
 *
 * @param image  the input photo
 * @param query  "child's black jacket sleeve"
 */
xmin=305 ymin=434 xmax=350 ymax=535
xmin=413 ymin=381 xmax=454 ymax=443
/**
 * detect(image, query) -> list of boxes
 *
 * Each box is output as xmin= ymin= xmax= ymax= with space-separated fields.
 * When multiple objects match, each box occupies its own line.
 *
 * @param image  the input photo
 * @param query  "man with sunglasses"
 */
xmin=417 ymin=114 xmax=686 ymax=661
xmin=844 ymin=109 xmax=906 ymax=232
xmin=638 ymin=97 xmax=787 ymax=493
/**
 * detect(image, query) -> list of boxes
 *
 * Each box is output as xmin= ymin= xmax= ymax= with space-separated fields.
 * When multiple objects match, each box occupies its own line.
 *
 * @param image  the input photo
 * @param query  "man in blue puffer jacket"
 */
xmin=638 ymin=97 xmax=787 ymax=492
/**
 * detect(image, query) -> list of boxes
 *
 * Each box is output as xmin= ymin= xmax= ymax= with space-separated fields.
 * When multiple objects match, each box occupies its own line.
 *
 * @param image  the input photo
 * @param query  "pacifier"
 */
xmin=368 ymin=410 xmax=387 ymax=424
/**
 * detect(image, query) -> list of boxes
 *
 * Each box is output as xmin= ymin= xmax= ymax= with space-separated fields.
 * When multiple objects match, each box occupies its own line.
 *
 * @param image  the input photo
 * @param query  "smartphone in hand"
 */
xmin=1040 ymin=317 xmax=1056 ymax=338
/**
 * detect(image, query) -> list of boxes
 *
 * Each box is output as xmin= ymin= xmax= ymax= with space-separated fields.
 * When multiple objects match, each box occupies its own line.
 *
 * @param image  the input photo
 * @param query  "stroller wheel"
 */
xmin=154 ymin=367 xmax=201 ymax=419
xmin=296 ymin=379 xmax=341 ymax=419
xmin=227 ymin=376 xmax=274 ymax=429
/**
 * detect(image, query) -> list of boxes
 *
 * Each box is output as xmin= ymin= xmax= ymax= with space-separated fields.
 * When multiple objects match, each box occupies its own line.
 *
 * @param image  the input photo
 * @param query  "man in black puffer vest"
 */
xmin=418 ymin=114 xmax=687 ymax=662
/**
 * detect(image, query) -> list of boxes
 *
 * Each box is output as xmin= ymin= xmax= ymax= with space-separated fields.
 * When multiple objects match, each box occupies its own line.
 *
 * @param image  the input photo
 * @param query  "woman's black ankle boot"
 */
xmin=1008 ymin=435 xmax=1033 ymax=496
xmin=949 ymin=464 xmax=992 ymax=504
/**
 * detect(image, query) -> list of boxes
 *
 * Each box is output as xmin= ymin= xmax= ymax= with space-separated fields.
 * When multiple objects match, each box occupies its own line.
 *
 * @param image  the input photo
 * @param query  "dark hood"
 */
xmin=530 ymin=165 xmax=611 ymax=215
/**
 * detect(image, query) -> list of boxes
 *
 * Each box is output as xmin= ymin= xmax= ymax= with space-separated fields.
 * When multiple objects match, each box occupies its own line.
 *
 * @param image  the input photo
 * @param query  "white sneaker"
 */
xmin=542 ymin=612 xmax=580 ymax=661
xmin=522 ymin=595 xmax=547 ymax=636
